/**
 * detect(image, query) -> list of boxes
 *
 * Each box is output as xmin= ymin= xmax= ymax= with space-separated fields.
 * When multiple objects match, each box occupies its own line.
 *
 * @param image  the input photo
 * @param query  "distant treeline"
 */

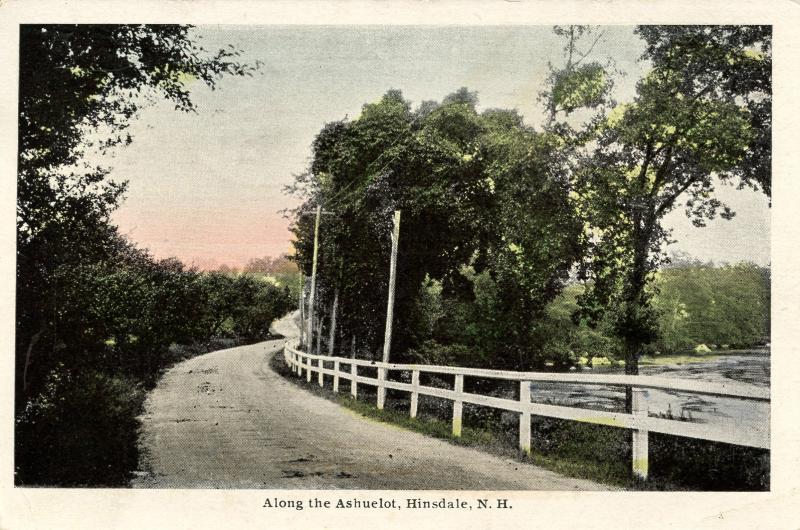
xmin=216 ymin=255 xmax=299 ymax=275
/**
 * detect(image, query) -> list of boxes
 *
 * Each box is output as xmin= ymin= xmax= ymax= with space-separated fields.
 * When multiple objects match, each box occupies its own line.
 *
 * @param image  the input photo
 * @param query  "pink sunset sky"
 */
xmin=105 ymin=26 xmax=770 ymax=270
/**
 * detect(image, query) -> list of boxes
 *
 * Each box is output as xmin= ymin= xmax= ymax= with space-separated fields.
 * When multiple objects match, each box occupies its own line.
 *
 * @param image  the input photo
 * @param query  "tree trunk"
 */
xmin=315 ymin=315 xmax=322 ymax=356
xmin=623 ymin=210 xmax=652 ymax=412
xmin=328 ymin=290 xmax=338 ymax=356
xmin=624 ymin=338 xmax=640 ymax=412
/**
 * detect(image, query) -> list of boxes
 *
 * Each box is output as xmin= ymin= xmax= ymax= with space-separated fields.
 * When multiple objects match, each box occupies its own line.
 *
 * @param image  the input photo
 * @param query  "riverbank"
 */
xmin=639 ymin=346 xmax=769 ymax=367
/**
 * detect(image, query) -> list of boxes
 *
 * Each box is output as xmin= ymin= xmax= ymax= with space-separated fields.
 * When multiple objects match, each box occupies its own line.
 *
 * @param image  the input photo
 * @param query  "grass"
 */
xmin=336 ymin=395 xmax=633 ymax=488
xmin=271 ymin=352 xmax=769 ymax=491
xmin=336 ymin=395 xmax=502 ymax=449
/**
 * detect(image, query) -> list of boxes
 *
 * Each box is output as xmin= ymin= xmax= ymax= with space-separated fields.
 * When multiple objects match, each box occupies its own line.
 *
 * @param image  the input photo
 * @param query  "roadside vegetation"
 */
xmin=15 ymin=251 xmax=296 ymax=486
xmin=15 ymin=243 xmax=299 ymax=487
xmin=14 ymin=25 xmax=297 ymax=486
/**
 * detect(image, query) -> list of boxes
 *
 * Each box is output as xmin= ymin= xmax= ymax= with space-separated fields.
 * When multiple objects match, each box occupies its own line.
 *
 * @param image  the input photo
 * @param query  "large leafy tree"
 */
xmin=546 ymin=26 xmax=771 ymax=395
xmin=290 ymin=89 xmax=580 ymax=368
xmin=16 ymin=24 xmax=255 ymax=399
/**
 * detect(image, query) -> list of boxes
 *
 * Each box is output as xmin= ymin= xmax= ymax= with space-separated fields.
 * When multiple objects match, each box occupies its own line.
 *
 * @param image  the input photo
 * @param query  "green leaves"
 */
xmin=651 ymin=262 xmax=770 ymax=352
xmin=290 ymin=87 xmax=579 ymax=367
xmin=551 ymin=63 xmax=611 ymax=115
xmin=16 ymin=24 xmax=258 ymax=399
xmin=564 ymin=25 xmax=771 ymax=372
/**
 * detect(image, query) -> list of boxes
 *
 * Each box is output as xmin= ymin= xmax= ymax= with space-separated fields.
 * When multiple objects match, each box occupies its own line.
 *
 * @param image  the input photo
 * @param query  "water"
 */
xmin=529 ymin=349 xmax=770 ymax=444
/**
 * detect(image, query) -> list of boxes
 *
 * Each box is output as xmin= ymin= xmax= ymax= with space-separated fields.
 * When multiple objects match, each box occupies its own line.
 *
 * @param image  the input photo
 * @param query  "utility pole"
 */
xmin=382 ymin=210 xmax=401 ymax=364
xmin=306 ymin=205 xmax=321 ymax=353
xmin=378 ymin=210 xmax=401 ymax=410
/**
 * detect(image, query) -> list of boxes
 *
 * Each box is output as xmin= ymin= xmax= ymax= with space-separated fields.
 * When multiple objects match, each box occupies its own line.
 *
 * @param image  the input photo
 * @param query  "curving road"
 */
xmin=132 ymin=312 xmax=612 ymax=490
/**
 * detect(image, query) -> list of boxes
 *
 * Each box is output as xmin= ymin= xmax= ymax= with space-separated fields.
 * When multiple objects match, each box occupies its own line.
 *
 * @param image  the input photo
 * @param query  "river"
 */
xmin=529 ymin=349 xmax=770 ymax=443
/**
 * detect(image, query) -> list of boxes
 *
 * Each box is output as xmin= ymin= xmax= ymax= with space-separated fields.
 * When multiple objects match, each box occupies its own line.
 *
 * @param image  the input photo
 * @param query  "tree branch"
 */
xmin=573 ymin=30 xmax=606 ymax=68
xmin=656 ymin=175 xmax=698 ymax=217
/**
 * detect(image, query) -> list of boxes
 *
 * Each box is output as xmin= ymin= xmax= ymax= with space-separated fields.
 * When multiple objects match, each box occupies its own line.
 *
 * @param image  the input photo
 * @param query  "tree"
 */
xmin=16 ymin=24 xmax=255 ymax=399
xmin=545 ymin=26 xmax=771 ymax=401
xmin=290 ymin=89 xmax=580 ymax=369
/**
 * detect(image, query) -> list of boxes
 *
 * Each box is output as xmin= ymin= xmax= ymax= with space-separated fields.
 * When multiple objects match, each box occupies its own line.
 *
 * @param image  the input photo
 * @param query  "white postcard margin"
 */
xmin=0 ymin=1 xmax=798 ymax=529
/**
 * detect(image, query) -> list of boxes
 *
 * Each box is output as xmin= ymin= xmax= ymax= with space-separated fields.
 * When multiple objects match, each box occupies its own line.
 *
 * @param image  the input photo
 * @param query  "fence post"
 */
xmin=351 ymin=362 xmax=358 ymax=398
xmin=519 ymin=381 xmax=531 ymax=456
xmin=377 ymin=367 xmax=386 ymax=410
xmin=333 ymin=360 xmax=340 ymax=393
xmin=452 ymin=374 xmax=464 ymax=437
xmin=410 ymin=370 xmax=419 ymax=419
xmin=306 ymin=356 xmax=312 ymax=383
xmin=631 ymin=387 xmax=649 ymax=480
xmin=318 ymin=358 xmax=324 ymax=387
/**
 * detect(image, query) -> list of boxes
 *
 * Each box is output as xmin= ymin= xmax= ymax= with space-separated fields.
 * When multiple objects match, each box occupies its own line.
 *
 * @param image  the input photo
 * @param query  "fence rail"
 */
xmin=283 ymin=341 xmax=769 ymax=480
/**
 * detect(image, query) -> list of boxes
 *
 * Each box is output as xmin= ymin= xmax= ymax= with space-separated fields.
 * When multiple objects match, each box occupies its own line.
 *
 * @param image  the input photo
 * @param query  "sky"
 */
xmin=105 ymin=25 xmax=771 ymax=270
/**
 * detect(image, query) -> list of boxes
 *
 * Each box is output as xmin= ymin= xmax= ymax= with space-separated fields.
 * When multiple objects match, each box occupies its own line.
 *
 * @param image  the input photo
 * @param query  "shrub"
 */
xmin=15 ymin=368 xmax=145 ymax=486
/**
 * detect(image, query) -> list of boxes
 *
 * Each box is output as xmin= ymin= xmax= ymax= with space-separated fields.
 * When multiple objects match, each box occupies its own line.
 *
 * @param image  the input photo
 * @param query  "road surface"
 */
xmin=132 ymin=312 xmax=612 ymax=489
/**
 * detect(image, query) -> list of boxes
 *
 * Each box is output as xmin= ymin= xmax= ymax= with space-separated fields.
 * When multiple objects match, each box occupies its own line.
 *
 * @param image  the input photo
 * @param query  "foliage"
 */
xmin=223 ymin=275 xmax=294 ymax=340
xmin=17 ymin=23 xmax=255 ymax=400
xmin=15 ymin=369 xmax=145 ymax=486
xmin=14 ymin=24 xmax=273 ymax=486
xmin=542 ymin=25 xmax=772 ymax=379
xmin=289 ymin=89 xmax=580 ymax=368
xmin=651 ymin=262 xmax=770 ymax=352
xmin=532 ymin=261 xmax=769 ymax=364
xmin=243 ymin=254 xmax=299 ymax=275
xmin=551 ymin=63 xmax=611 ymax=115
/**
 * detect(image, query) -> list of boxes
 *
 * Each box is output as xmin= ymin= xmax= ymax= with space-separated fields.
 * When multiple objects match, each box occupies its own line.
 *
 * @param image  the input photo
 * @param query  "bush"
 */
xmin=407 ymin=340 xmax=486 ymax=368
xmin=15 ymin=368 xmax=145 ymax=486
xmin=649 ymin=434 xmax=769 ymax=491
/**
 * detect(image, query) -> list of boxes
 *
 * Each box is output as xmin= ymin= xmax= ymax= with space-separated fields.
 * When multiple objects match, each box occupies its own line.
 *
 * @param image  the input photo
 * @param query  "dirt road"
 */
xmin=132 ymin=313 xmax=612 ymax=489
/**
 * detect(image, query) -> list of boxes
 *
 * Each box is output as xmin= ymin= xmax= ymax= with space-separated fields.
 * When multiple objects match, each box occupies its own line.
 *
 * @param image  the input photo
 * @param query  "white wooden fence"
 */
xmin=283 ymin=342 xmax=770 ymax=480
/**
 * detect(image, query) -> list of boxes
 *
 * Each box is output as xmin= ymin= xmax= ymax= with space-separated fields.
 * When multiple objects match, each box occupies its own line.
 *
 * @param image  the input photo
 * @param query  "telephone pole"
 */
xmin=378 ymin=210 xmax=401 ymax=409
xmin=328 ymin=289 xmax=339 ymax=356
xmin=381 ymin=210 xmax=401 ymax=364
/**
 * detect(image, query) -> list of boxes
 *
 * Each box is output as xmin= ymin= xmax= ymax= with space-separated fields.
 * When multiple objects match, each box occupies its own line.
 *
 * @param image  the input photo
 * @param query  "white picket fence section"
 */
xmin=283 ymin=341 xmax=770 ymax=480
